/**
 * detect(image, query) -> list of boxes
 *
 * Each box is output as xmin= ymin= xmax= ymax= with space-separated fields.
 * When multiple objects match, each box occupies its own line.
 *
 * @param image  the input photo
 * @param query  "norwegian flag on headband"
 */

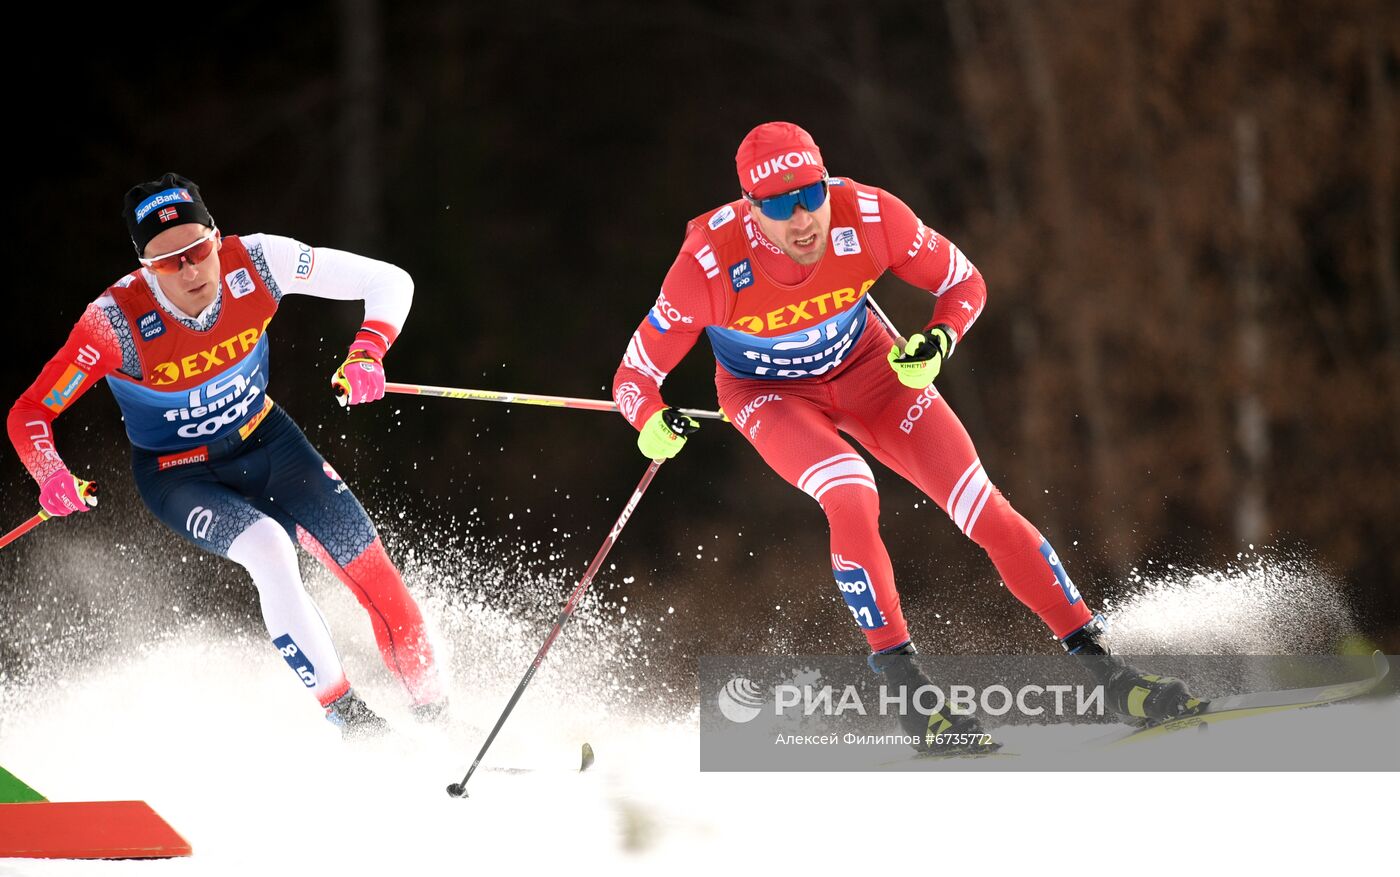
xmin=157 ymin=206 xmax=179 ymax=223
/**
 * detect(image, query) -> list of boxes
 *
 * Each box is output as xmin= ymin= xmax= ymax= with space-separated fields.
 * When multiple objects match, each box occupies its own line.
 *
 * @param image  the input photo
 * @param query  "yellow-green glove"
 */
xmin=637 ymin=408 xmax=700 ymax=460
xmin=887 ymin=325 xmax=955 ymax=389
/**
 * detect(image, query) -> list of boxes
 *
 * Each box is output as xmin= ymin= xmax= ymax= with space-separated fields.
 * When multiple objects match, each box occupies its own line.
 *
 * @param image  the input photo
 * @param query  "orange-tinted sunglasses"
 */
xmin=140 ymin=229 xmax=219 ymax=275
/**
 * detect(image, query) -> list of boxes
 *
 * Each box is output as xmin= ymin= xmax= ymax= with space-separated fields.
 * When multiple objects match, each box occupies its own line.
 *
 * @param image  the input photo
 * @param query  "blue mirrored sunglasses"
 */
xmin=745 ymin=177 xmax=829 ymax=221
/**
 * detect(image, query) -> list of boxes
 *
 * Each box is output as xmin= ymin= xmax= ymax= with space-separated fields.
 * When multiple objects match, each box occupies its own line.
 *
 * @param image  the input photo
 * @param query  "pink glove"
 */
xmin=332 ymin=343 xmax=386 ymax=406
xmin=39 ymin=469 xmax=90 ymax=517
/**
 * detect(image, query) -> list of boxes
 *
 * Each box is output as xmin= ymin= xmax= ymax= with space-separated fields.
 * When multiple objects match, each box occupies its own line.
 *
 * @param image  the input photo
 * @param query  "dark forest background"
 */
xmin=3 ymin=0 xmax=1398 ymax=656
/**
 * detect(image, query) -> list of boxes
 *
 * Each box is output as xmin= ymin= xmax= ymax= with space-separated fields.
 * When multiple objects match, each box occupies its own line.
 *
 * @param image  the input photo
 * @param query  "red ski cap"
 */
xmin=735 ymin=122 xmax=826 ymax=199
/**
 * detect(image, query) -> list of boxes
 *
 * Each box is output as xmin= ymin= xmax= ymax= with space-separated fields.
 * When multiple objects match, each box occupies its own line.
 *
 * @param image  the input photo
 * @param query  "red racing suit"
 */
xmin=612 ymin=179 xmax=1093 ymax=652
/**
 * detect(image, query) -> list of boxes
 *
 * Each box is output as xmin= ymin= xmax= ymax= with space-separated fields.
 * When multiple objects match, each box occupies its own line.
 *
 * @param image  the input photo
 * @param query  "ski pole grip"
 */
xmin=77 ymin=479 xmax=99 ymax=508
xmin=333 ymin=376 xmax=350 ymax=408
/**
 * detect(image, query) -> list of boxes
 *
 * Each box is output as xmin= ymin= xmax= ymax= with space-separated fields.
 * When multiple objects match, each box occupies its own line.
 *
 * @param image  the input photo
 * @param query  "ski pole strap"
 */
xmin=385 ymin=382 xmax=726 ymax=421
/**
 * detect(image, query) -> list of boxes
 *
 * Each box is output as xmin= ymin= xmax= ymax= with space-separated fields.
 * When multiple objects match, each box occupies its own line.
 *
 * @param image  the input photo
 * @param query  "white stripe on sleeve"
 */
xmin=624 ymin=331 xmax=669 ymax=385
xmin=936 ymin=243 xmax=975 ymax=295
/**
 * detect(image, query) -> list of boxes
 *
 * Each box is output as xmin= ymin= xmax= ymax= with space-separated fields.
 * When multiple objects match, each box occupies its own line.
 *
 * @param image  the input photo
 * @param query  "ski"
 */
xmin=1091 ymin=651 xmax=1390 ymax=747
xmin=483 ymin=742 xmax=596 ymax=775
xmin=908 ymin=748 xmax=1016 ymax=762
xmin=874 ymin=749 xmax=1020 ymax=769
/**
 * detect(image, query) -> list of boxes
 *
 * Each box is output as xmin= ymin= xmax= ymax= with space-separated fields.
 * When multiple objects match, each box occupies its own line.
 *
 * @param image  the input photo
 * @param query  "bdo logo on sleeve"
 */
xmin=294 ymin=243 xmax=315 ymax=281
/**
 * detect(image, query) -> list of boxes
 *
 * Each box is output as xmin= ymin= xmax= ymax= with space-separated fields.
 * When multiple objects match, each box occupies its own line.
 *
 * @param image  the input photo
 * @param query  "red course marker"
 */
xmin=0 ymin=801 xmax=192 ymax=859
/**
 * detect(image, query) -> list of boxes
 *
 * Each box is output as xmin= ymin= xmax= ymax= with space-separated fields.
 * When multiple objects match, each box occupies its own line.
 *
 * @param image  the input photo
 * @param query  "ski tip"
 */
xmin=580 ymin=742 xmax=595 ymax=772
xmin=1372 ymin=650 xmax=1390 ymax=679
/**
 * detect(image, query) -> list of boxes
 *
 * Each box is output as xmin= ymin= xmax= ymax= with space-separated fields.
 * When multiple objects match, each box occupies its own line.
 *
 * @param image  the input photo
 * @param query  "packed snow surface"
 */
xmin=1 ymin=544 xmax=1391 ymax=873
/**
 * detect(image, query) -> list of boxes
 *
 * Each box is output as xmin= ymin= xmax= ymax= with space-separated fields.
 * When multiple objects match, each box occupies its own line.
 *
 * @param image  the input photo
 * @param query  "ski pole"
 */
xmin=446 ymin=458 xmax=664 ymax=798
xmin=0 ymin=513 xmax=49 ymax=551
xmin=381 ymin=382 xmax=727 ymax=422
xmin=0 ymin=480 xmax=99 ymax=551
xmin=864 ymin=293 xmax=908 ymax=348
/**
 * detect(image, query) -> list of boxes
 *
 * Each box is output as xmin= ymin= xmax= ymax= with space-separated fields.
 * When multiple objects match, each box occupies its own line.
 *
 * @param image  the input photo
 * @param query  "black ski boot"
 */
xmin=870 ymin=643 xmax=1000 ymax=756
xmin=1061 ymin=616 xmax=1203 ymax=724
xmin=325 ymin=688 xmax=392 ymax=740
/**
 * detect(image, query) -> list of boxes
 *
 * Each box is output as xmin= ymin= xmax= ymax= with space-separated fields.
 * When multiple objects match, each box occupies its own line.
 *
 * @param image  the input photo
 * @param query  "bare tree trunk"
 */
xmin=943 ymin=0 xmax=1059 ymax=535
xmin=1232 ymin=113 xmax=1268 ymax=545
xmin=1006 ymin=0 xmax=1130 ymax=573
xmin=1116 ymin=3 xmax=1231 ymax=520
xmin=1365 ymin=28 xmax=1400 ymax=455
xmin=339 ymin=0 xmax=383 ymax=250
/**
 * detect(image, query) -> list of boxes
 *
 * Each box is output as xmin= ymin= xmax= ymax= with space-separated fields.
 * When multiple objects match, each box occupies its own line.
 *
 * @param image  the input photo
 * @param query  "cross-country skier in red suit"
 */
xmin=612 ymin=123 xmax=1199 ymax=752
xmin=8 ymin=172 xmax=445 ymax=738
